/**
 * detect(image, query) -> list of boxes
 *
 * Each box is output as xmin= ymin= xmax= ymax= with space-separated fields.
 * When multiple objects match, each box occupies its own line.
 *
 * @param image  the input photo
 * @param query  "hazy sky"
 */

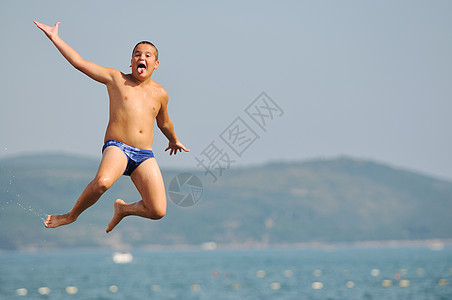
xmin=1 ymin=0 xmax=451 ymax=180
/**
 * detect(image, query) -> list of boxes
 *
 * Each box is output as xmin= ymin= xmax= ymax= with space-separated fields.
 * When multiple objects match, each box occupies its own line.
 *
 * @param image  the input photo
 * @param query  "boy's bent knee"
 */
xmin=92 ymin=177 xmax=114 ymax=194
xmin=149 ymin=208 xmax=166 ymax=220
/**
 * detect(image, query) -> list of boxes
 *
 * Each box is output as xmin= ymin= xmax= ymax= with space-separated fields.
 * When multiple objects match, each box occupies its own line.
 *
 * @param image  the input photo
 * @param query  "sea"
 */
xmin=0 ymin=246 xmax=451 ymax=300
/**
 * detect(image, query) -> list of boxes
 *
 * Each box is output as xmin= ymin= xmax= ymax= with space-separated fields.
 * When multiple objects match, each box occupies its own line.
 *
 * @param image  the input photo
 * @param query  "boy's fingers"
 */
xmin=165 ymin=143 xmax=189 ymax=155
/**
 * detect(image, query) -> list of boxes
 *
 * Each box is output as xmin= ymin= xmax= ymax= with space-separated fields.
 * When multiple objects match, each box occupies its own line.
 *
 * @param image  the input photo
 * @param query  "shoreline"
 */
xmin=4 ymin=238 xmax=451 ymax=254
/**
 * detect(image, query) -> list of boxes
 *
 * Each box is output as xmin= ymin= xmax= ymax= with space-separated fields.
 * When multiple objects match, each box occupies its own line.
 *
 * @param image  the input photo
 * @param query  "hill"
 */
xmin=1 ymin=154 xmax=451 ymax=250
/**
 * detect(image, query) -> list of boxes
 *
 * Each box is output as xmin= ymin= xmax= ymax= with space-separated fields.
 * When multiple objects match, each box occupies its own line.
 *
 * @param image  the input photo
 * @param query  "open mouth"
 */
xmin=137 ymin=63 xmax=146 ymax=74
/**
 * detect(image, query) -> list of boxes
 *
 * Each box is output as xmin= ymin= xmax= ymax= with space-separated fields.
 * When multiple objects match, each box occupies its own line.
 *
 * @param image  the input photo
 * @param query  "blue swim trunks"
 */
xmin=102 ymin=140 xmax=155 ymax=176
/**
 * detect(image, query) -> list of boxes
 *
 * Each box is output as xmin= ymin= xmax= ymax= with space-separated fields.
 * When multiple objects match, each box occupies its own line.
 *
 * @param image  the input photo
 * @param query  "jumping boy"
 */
xmin=34 ymin=21 xmax=189 ymax=233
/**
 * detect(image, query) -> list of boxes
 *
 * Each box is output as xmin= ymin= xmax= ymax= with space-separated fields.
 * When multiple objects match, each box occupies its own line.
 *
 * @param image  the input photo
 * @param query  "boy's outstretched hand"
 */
xmin=34 ymin=20 xmax=60 ymax=40
xmin=165 ymin=141 xmax=190 ymax=156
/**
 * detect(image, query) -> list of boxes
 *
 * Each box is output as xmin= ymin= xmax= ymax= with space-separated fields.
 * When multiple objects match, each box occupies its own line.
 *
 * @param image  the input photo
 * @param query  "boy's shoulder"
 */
xmin=151 ymin=80 xmax=169 ymax=100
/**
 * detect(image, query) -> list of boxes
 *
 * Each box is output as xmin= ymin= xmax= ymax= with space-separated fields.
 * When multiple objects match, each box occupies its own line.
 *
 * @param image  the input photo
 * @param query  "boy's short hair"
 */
xmin=132 ymin=41 xmax=159 ymax=60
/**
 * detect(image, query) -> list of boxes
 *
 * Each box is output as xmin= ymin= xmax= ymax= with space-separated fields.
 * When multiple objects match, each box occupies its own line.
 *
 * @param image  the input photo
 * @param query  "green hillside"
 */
xmin=1 ymin=154 xmax=451 ymax=250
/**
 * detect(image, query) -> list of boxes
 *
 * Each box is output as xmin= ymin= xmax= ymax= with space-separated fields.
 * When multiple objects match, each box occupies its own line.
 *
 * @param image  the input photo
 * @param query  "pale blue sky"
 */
xmin=1 ymin=0 xmax=451 ymax=180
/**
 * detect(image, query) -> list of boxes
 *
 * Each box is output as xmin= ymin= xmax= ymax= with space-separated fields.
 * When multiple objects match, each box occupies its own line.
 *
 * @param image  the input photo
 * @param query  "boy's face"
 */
xmin=131 ymin=44 xmax=159 ymax=80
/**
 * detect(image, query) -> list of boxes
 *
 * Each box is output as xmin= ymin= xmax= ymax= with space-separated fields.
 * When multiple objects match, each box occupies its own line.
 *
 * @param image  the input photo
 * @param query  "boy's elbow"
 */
xmin=74 ymin=61 xmax=88 ymax=73
xmin=71 ymin=58 xmax=90 ymax=73
xmin=157 ymin=119 xmax=170 ymax=130
xmin=156 ymin=120 xmax=165 ymax=129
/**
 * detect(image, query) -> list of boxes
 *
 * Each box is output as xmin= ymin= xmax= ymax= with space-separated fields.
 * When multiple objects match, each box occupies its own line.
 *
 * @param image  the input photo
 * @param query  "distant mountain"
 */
xmin=1 ymin=154 xmax=451 ymax=250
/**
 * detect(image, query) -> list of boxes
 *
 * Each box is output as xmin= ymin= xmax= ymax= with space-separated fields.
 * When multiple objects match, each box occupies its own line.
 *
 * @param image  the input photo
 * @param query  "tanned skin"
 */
xmin=34 ymin=21 xmax=189 ymax=233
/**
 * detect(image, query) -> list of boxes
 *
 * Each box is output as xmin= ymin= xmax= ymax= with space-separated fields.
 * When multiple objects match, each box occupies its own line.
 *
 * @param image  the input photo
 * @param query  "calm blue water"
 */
xmin=0 ymin=247 xmax=451 ymax=300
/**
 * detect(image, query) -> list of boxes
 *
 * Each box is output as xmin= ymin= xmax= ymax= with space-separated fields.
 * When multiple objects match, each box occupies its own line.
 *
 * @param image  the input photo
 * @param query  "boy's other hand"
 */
xmin=34 ymin=20 xmax=60 ymax=40
xmin=165 ymin=141 xmax=190 ymax=156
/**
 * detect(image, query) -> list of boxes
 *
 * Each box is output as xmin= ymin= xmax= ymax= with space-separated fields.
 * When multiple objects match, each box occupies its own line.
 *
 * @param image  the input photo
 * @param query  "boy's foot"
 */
xmin=106 ymin=199 xmax=126 ymax=233
xmin=44 ymin=213 xmax=75 ymax=228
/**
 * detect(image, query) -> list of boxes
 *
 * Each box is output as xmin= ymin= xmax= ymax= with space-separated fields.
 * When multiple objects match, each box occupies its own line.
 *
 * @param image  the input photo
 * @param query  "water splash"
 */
xmin=1 ymin=166 xmax=15 ymax=210
xmin=1 ymin=165 xmax=48 ymax=223
xmin=15 ymin=194 xmax=49 ymax=223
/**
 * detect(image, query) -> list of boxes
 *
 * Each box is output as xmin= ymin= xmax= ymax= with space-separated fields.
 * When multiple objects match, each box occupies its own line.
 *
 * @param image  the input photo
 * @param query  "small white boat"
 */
xmin=112 ymin=252 xmax=133 ymax=264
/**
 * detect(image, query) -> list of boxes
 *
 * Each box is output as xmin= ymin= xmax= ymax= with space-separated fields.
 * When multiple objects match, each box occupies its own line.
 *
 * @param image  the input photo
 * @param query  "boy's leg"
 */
xmin=106 ymin=157 xmax=166 ymax=233
xmin=45 ymin=146 xmax=128 ymax=228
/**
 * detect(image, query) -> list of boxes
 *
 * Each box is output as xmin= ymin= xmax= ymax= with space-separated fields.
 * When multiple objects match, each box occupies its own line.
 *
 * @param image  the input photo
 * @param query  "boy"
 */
xmin=34 ymin=21 xmax=189 ymax=233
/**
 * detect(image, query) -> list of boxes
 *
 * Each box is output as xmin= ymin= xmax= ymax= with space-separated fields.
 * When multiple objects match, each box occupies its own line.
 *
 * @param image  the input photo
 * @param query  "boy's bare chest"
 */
xmin=112 ymin=86 xmax=160 ymax=114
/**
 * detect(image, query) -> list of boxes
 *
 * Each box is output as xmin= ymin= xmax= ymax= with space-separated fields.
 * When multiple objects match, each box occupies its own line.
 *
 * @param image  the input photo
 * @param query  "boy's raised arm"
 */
xmin=34 ymin=21 xmax=116 ymax=84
